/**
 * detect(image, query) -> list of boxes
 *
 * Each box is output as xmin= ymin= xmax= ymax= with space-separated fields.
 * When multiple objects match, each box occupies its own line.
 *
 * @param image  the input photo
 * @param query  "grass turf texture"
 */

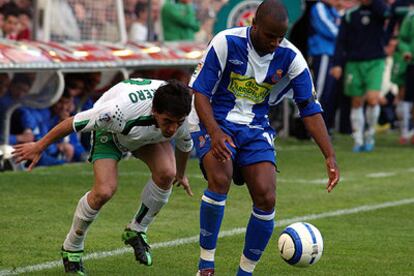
xmin=1 ymin=132 xmax=413 ymax=275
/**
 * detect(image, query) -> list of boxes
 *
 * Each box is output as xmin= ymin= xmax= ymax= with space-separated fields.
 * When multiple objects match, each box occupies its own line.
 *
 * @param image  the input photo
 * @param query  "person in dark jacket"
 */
xmin=331 ymin=0 xmax=390 ymax=152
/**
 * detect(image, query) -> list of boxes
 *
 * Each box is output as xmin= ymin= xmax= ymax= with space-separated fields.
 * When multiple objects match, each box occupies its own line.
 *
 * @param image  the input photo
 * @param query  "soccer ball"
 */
xmin=278 ymin=222 xmax=324 ymax=267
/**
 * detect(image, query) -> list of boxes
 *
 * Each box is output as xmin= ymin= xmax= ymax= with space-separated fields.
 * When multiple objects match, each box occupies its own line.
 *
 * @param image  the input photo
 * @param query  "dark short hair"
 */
xmin=256 ymin=0 xmax=288 ymax=23
xmin=11 ymin=73 xmax=32 ymax=87
xmin=153 ymin=80 xmax=192 ymax=118
xmin=135 ymin=2 xmax=147 ymax=18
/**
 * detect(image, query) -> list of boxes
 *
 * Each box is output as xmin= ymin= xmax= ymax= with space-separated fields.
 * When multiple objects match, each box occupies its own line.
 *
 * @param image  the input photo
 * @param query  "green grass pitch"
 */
xmin=1 ymin=132 xmax=413 ymax=275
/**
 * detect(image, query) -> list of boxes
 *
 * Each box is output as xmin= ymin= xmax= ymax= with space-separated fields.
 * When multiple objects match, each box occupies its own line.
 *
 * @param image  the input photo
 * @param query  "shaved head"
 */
xmin=255 ymin=0 xmax=288 ymax=24
xmin=250 ymin=0 xmax=289 ymax=55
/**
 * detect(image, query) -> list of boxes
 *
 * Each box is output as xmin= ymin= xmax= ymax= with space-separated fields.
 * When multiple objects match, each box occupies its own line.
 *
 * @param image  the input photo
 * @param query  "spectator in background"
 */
xmin=387 ymin=0 xmax=414 ymax=144
xmin=48 ymin=90 xmax=86 ymax=163
xmin=0 ymin=74 xmax=34 ymax=145
xmin=0 ymin=73 xmax=10 ymax=98
xmin=67 ymin=72 xmax=101 ymax=150
xmin=397 ymin=9 xmax=414 ymax=144
xmin=124 ymin=0 xmax=138 ymax=33
xmin=332 ymin=0 xmax=390 ymax=152
xmin=308 ymin=0 xmax=341 ymax=136
xmin=49 ymin=0 xmax=81 ymax=41
xmin=0 ymin=12 xmax=4 ymax=37
xmin=129 ymin=1 xmax=148 ymax=42
xmin=1 ymin=8 xmax=20 ymax=39
xmin=161 ymin=0 xmax=200 ymax=41
xmin=195 ymin=17 xmax=214 ymax=44
xmin=17 ymin=8 xmax=31 ymax=39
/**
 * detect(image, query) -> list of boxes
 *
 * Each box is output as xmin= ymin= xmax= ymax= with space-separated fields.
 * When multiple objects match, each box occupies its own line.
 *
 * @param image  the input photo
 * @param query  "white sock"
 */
xmin=200 ymin=247 xmax=216 ymax=262
xmin=401 ymin=101 xmax=413 ymax=138
xmin=63 ymin=192 xmax=99 ymax=251
xmin=350 ymin=107 xmax=364 ymax=146
xmin=128 ymin=179 xmax=172 ymax=233
xmin=396 ymin=101 xmax=404 ymax=121
xmin=239 ymin=254 xmax=258 ymax=273
xmin=365 ymin=105 xmax=380 ymax=144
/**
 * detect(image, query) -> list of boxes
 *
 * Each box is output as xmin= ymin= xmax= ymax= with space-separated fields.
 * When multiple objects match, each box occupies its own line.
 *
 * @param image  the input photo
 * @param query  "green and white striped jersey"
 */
xmin=72 ymin=78 xmax=193 ymax=152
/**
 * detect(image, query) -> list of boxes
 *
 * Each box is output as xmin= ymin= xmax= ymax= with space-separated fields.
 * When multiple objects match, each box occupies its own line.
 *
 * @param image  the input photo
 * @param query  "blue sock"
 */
xmin=198 ymin=189 xmax=227 ymax=270
xmin=238 ymin=207 xmax=275 ymax=274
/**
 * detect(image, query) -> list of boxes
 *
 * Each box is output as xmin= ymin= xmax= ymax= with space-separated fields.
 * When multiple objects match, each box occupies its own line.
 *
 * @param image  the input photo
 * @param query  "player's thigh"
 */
xmin=89 ymin=131 xmax=121 ymax=200
xmin=90 ymin=159 xmax=119 ymax=208
xmin=93 ymin=159 xmax=118 ymax=189
xmin=89 ymin=131 xmax=123 ymax=163
xmin=133 ymin=142 xmax=176 ymax=184
xmin=365 ymin=58 xmax=385 ymax=92
xmin=344 ymin=62 xmax=364 ymax=97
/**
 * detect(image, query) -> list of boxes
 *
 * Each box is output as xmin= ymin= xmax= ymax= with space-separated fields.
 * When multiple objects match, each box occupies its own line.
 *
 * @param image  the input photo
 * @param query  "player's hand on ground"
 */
xmin=325 ymin=156 xmax=339 ymax=192
xmin=210 ymin=128 xmax=236 ymax=162
xmin=174 ymin=175 xmax=193 ymax=196
xmin=12 ymin=142 xmax=42 ymax=171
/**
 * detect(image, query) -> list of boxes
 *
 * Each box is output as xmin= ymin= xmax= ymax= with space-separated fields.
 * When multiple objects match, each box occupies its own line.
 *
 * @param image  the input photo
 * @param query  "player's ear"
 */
xmin=252 ymin=17 xmax=257 ymax=28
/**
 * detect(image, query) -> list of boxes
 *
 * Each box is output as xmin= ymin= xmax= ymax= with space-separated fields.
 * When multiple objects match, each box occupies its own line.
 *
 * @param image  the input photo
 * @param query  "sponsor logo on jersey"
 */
xmin=228 ymin=72 xmax=272 ymax=103
xmin=229 ymin=59 xmax=244 ymax=65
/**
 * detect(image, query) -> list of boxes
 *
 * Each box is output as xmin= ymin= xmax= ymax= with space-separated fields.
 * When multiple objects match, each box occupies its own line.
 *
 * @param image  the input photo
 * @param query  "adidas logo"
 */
xmin=229 ymin=59 xmax=243 ymax=65
xmin=200 ymin=228 xmax=212 ymax=237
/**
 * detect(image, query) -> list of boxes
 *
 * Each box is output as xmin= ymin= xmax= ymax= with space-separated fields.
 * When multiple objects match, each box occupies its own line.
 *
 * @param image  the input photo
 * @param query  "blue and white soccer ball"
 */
xmin=278 ymin=222 xmax=324 ymax=267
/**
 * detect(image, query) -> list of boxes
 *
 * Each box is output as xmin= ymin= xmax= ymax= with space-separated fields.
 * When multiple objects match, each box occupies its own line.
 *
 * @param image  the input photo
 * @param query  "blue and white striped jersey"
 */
xmin=189 ymin=26 xmax=322 ymax=128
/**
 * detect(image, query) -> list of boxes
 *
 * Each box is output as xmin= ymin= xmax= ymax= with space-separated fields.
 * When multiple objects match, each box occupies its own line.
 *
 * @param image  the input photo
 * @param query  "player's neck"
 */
xmin=250 ymin=28 xmax=267 ymax=57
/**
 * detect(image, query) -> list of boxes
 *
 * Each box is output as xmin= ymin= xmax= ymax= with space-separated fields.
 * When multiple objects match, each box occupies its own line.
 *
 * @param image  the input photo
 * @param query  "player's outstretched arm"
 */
xmin=174 ymin=148 xmax=193 ymax=197
xmin=302 ymin=113 xmax=340 ymax=192
xmin=12 ymin=117 xmax=75 ymax=171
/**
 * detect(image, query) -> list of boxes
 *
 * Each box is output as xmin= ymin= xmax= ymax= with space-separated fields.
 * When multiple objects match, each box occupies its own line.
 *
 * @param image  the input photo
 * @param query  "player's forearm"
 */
xmin=37 ymin=117 xmax=75 ymax=151
xmin=194 ymin=93 xmax=221 ymax=136
xmin=175 ymin=149 xmax=190 ymax=178
xmin=302 ymin=113 xmax=336 ymax=159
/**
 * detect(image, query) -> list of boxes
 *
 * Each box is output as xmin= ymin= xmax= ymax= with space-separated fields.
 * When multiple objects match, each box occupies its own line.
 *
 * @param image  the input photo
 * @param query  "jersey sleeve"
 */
xmin=288 ymin=50 xmax=323 ymax=118
xmin=189 ymin=31 xmax=228 ymax=98
xmin=174 ymin=121 xmax=194 ymax=153
xmin=72 ymin=99 xmax=125 ymax=133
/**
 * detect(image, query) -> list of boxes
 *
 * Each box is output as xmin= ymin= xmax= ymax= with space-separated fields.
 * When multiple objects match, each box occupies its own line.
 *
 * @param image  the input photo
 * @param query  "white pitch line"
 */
xmin=366 ymin=172 xmax=397 ymax=178
xmin=1 ymin=197 xmax=414 ymax=276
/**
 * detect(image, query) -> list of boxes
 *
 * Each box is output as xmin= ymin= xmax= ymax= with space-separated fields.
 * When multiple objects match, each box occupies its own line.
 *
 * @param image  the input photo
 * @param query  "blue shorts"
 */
xmin=191 ymin=120 xmax=276 ymax=167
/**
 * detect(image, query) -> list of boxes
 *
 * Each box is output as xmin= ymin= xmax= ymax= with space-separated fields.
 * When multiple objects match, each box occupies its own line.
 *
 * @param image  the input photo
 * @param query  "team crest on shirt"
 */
xmin=361 ymin=15 xmax=370 ymax=25
xmin=228 ymin=72 xmax=272 ymax=103
xmin=192 ymin=62 xmax=204 ymax=78
xmin=198 ymin=135 xmax=206 ymax=148
xmin=271 ymin=69 xmax=284 ymax=84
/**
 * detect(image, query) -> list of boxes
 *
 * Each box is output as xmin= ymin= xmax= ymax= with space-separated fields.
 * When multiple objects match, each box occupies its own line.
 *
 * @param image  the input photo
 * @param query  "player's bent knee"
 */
xmin=92 ymin=186 xmax=117 ymax=206
xmin=209 ymin=173 xmax=232 ymax=186
xmin=153 ymin=168 xmax=176 ymax=187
